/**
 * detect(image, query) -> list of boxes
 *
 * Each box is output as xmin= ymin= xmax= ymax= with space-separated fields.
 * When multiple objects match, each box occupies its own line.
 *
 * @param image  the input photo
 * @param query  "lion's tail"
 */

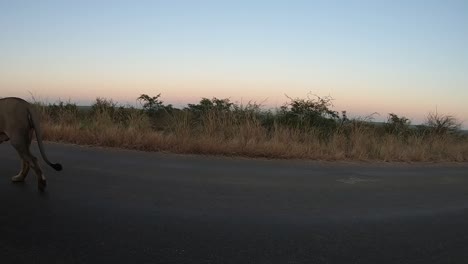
xmin=27 ymin=105 xmax=63 ymax=171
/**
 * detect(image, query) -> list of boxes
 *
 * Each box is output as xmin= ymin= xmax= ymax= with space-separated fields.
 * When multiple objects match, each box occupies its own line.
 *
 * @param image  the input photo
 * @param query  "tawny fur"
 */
xmin=0 ymin=97 xmax=62 ymax=191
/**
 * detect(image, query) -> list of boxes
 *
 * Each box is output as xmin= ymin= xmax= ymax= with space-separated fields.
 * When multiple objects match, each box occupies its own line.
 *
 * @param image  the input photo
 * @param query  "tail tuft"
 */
xmin=51 ymin=163 xmax=63 ymax=171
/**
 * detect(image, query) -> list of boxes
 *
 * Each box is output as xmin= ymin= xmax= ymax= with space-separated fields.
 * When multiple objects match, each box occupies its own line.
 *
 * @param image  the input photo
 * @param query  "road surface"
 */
xmin=1 ymin=143 xmax=468 ymax=263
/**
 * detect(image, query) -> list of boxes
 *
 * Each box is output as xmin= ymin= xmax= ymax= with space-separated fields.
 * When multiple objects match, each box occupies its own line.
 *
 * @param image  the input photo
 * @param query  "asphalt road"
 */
xmin=1 ymin=143 xmax=468 ymax=264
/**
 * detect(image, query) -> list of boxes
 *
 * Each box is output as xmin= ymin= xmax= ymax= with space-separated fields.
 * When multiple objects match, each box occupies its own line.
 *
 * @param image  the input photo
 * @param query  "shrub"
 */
xmin=137 ymin=94 xmax=165 ymax=115
xmin=37 ymin=100 xmax=80 ymax=125
xmin=91 ymin=98 xmax=117 ymax=117
xmin=186 ymin=97 xmax=233 ymax=114
xmin=385 ymin=113 xmax=411 ymax=137
xmin=276 ymin=94 xmax=340 ymax=136
xmin=424 ymin=111 xmax=461 ymax=136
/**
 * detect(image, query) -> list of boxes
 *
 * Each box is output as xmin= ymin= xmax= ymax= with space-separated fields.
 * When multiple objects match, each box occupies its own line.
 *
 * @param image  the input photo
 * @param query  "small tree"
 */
xmin=277 ymin=94 xmax=339 ymax=131
xmin=91 ymin=98 xmax=117 ymax=116
xmin=385 ymin=113 xmax=411 ymax=136
xmin=185 ymin=97 xmax=233 ymax=114
xmin=137 ymin=94 xmax=165 ymax=116
xmin=425 ymin=111 xmax=461 ymax=135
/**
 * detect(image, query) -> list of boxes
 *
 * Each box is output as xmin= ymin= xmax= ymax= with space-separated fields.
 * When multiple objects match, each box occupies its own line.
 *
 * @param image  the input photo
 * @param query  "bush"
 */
xmin=276 ymin=94 xmax=340 ymax=134
xmin=138 ymin=94 xmax=166 ymax=115
xmin=39 ymin=100 xmax=80 ymax=124
xmin=424 ymin=111 xmax=461 ymax=136
xmin=89 ymin=98 xmax=149 ymax=128
xmin=385 ymin=113 xmax=411 ymax=137
xmin=91 ymin=98 xmax=118 ymax=117
xmin=185 ymin=97 xmax=233 ymax=114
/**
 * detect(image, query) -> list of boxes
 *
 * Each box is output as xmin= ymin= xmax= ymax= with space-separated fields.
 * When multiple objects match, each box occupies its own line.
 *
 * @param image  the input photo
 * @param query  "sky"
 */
xmin=1 ymin=0 xmax=467 ymax=126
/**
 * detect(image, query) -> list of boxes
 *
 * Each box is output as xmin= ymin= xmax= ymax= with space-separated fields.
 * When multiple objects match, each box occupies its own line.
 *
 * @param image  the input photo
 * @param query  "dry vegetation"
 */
xmin=35 ymin=94 xmax=468 ymax=162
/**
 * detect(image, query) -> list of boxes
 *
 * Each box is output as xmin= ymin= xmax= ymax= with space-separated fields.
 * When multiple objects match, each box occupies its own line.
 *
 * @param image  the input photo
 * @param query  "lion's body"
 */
xmin=0 ymin=97 xmax=62 ymax=191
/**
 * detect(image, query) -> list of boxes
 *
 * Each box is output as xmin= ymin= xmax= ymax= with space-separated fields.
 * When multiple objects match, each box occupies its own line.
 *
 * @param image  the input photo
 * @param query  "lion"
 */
xmin=0 ymin=97 xmax=62 ymax=191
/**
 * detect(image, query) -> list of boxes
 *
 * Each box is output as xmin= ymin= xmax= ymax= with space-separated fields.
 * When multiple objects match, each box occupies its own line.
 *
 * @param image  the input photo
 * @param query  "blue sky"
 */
xmin=1 ymin=0 xmax=467 ymax=125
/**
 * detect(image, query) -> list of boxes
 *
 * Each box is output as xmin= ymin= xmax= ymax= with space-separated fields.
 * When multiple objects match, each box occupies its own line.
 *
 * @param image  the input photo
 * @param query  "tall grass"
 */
xmin=34 ymin=96 xmax=468 ymax=162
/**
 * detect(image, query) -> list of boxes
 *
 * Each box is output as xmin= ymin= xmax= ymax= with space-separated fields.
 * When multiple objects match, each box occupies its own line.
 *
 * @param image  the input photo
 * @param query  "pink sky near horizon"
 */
xmin=2 ymin=50 xmax=465 ymax=127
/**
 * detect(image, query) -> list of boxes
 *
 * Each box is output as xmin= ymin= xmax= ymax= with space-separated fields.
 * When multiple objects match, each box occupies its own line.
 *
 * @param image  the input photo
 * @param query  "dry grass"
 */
xmin=36 ymin=103 xmax=468 ymax=162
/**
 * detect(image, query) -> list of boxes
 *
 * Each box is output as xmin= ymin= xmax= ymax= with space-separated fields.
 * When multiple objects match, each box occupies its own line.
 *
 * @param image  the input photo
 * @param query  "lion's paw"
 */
xmin=11 ymin=175 xmax=26 ymax=182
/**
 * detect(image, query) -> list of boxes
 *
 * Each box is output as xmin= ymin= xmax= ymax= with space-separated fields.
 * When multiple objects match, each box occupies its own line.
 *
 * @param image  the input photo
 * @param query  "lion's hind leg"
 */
xmin=10 ymin=131 xmax=46 ymax=191
xmin=11 ymin=160 xmax=30 ymax=182
xmin=14 ymin=147 xmax=46 ymax=191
